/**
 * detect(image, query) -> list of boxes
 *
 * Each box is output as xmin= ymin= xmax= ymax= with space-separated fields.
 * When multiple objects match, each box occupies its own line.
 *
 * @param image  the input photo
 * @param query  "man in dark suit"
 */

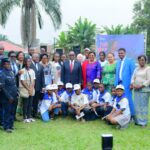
xmin=8 ymin=51 xmax=19 ymax=120
xmin=61 ymin=51 xmax=82 ymax=85
xmin=30 ymin=53 xmax=45 ymax=118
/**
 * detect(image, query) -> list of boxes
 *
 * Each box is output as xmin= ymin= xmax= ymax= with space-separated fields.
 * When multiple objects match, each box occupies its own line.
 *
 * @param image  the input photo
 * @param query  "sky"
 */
xmin=0 ymin=0 xmax=138 ymax=44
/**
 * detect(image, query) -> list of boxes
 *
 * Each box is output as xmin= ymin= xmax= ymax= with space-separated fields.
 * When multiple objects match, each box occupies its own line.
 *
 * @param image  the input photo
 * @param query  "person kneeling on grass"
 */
xmin=57 ymin=81 xmax=65 ymax=97
xmin=60 ymin=83 xmax=74 ymax=117
xmin=105 ymin=85 xmax=131 ymax=129
xmin=69 ymin=84 xmax=90 ymax=122
xmin=91 ymin=83 xmax=113 ymax=118
xmin=82 ymin=81 xmax=97 ymax=106
xmin=40 ymin=85 xmax=61 ymax=122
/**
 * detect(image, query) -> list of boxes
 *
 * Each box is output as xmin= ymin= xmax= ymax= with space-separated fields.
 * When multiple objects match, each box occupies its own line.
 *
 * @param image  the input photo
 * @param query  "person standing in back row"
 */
xmin=30 ymin=53 xmax=45 ymax=118
xmin=115 ymin=48 xmax=135 ymax=119
xmin=61 ymin=51 xmax=82 ymax=85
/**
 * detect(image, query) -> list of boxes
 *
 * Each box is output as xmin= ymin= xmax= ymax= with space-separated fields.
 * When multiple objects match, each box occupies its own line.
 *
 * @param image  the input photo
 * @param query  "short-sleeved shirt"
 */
xmin=20 ymin=68 xmax=36 ymax=87
xmin=82 ymin=88 xmax=97 ymax=102
xmin=60 ymin=91 xmax=74 ymax=103
xmin=40 ymin=92 xmax=57 ymax=114
xmin=71 ymin=93 xmax=89 ymax=107
xmin=58 ymin=89 xmax=65 ymax=97
xmin=113 ymin=97 xmax=130 ymax=116
xmin=97 ymin=91 xmax=112 ymax=105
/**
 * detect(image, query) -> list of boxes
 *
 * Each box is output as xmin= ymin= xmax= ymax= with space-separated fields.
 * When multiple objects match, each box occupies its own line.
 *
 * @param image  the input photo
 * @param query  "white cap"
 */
xmin=57 ymin=81 xmax=64 ymax=86
xmin=46 ymin=85 xmax=53 ymax=91
xmin=74 ymin=84 xmax=81 ymax=90
xmin=116 ymin=85 xmax=125 ymax=90
xmin=84 ymin=48 xmax=90 ymax=51
xmin=93 ymin=79 xmax=100 ymax=84
xmin=52 ymin=84 xmax=58 ymax=90
xmin=66 ymin=83 xmax=73 ymax=88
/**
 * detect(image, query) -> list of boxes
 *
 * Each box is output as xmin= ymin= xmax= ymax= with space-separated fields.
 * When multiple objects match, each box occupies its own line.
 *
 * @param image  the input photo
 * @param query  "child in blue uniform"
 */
xmin=60 ymin=83 xmax=74 ymax=117
xmin=40 ymin=85 xmax=61 ymax=122
xmin=106 ymin=85 xmax=131 ymax=129
xmin=57 ymin=81 xmax=65 ymax=97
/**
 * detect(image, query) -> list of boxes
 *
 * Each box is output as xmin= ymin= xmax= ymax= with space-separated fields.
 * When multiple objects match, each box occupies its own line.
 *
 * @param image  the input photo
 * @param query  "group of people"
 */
xmin=0 ymin=45 xmax=149 ymax=133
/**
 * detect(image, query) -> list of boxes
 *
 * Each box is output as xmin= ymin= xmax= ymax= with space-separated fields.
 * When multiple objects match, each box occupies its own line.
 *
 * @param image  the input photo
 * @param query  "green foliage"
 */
xmin=56 ymin=31 xmax=73 ymax=52
xmin=0 ymin=117 xmax=150 ymax=150
xmin=0 ymin=34 xmax=8 ymax=41
xmin=0 ymin=0 xmax=62 ymax=47
xmin=101 ymin=24 xmax=139 ymax=35
xmin=132 ymin=0 xmax=150 ymax=54
xmin=56 ymin=17 xmax=96 ymax=53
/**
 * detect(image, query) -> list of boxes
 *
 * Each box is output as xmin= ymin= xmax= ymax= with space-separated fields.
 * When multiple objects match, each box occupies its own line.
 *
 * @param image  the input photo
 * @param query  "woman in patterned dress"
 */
xmin=102 ymin=52 xmax=116 ymax=91
xmin=131 ymin=55 xmax=150 ymax=127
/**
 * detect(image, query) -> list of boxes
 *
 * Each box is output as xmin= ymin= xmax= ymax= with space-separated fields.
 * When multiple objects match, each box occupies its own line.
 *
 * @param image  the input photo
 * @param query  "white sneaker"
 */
xmin=23 ymin=119 xmax=31 ymax=123
xmin=29 ymin=118 xmax=36 ymax=122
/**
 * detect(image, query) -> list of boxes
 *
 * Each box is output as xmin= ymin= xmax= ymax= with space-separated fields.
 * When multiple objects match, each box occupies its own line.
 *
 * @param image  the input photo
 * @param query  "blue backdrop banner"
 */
xmin=96 ymin=34 xmax=145 ymax=59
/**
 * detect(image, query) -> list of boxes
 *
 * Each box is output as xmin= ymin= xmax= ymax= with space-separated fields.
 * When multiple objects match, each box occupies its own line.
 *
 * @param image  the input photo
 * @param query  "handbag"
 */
xmin=19 ymin=69 xmax=35 ymax=98
xmin=19 ymin=87 xmax=29 ymax=98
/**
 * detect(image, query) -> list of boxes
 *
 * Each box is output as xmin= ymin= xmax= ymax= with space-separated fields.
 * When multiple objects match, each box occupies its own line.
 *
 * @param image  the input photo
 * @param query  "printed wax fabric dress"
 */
xmin=102 ymin=62 xmax=116 ymax=91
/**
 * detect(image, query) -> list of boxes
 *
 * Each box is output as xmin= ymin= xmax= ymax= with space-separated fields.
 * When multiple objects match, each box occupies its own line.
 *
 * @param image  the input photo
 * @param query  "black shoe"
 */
xmin=5 ymin=129 xmax=12 ymax=133
xmin=10 ymin=127 xmax=14 ymax=130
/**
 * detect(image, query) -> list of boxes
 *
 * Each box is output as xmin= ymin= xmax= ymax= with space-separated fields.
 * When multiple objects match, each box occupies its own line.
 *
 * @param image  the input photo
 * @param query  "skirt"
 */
xmin=113 ymin=114 xmax=130 ymax=126
xmin=134 ymin=90 xmax=150 ymax=126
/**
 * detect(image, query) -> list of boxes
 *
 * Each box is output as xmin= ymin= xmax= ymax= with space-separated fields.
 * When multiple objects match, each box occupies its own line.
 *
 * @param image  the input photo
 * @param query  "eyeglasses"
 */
xmin=10 ymin=56 xmax=16 ymax=57
xmin=99 ymin=87 xmax=104 ymax=88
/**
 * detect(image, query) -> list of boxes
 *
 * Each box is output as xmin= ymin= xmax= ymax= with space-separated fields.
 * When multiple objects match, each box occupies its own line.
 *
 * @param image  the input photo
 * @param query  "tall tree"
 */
xmin=0 ymin=0 xmax=62 ymax=48
xmin=101 ymin=24 xmax=138 ymax=34
xmin=132 ymin=0 xmax=150 ymax=48
xmin=56 ymin=31 xmax=73 ymax=52
xmin=68 ymin=17 xmax=96 ymax=51
xmin=56 ymin=17 xmax=96 ymax=53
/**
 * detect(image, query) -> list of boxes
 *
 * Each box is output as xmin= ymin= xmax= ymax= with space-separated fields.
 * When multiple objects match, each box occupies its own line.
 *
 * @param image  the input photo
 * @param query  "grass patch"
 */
xmin=0 ymin=116 xmax=150 ymax=150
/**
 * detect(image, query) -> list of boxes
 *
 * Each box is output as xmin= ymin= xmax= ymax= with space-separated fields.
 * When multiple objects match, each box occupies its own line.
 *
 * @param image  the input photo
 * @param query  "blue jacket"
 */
xmin=0 ymin=69 xmax=18 ymax=103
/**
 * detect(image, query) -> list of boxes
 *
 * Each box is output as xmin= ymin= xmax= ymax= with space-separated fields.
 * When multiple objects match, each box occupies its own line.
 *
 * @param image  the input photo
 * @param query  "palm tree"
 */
xmin=0 ymin=0 xmax=62 ymax=48
xmin=56 ymin=31 xmax=73 ymax=52
xmin=101 ymin=25 xmax=124 ymax=34
xmin=68 ymin=17 xmax=96 ymax=51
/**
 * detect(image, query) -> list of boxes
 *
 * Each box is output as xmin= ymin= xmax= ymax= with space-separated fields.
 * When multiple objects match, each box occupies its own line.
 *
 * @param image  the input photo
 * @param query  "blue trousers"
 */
xmin=2 ymin=101 xmax=16 ymax=130
xmin=0 ymin=103 xmax=3 ymax=126
xmin=41 ymin=108 xmax=60 ymax=122
xmin=61 ymin=102 xmax=69 ymax=116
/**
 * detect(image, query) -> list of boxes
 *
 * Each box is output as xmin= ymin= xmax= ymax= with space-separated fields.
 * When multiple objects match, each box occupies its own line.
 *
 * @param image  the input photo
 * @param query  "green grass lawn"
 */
xmin=0 ymin=116 xmax=150 ymax=150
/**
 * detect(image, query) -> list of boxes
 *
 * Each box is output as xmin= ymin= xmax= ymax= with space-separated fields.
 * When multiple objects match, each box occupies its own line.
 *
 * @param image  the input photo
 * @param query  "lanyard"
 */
xmin=115 ymin=93 xmax=126 ymax=109
xmin=98 ymin=90 xmax=107 ymax=103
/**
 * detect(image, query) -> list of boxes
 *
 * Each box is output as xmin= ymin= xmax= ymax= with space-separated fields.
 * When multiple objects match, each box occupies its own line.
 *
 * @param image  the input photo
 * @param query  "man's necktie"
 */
xmin=70 ymin=61 xmax=73 ymax=72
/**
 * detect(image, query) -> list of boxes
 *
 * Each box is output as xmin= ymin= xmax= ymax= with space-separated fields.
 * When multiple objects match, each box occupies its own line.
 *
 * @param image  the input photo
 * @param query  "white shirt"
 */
xmin=97 ymin=92 xmax=112 ymax=105
xmin=40 ymin=93 xmax=57 ymax=114
xmin=82 ymin=90 xmax=97 ymax=102
xmin=69 ymin=60 xmax=75 ymax=70
xmin=11 ymin=62 xmax=19 ymax=75
xmin=94 ymin=88 xmax=100 ymax=97
xmin=32 ymin=61 xmax=39 ymax=70
xmin=119 ymin=57 xmax=126 ymax=80
xmin=20 ymin=68 xmax=36 ymax=88
xmin=61 ymin=91 xmax=73 ymax=103
xmin=71 ymin=93 xmax=89 ymax=106
xmin=99 ymin=60 xmax=107 ymax=68
xmin=113 ymin=97 xmax=130 ymax=116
